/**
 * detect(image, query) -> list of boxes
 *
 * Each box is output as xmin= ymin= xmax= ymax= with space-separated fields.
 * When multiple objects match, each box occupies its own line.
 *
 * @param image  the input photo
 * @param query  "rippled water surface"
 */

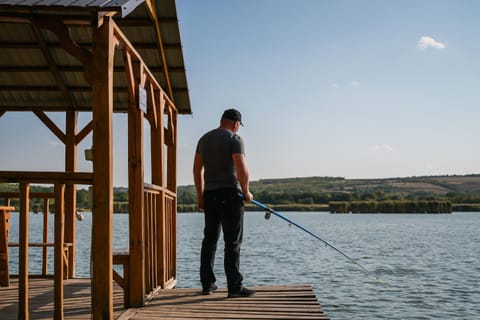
xmin=177 ymin=211 xmax=480 ymax=320
xmin=8 ymin=211 xmax=480 ymax=319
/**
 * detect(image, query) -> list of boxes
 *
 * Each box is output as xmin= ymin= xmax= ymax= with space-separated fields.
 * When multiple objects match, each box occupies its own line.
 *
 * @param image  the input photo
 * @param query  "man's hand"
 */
xmin=197 ymin=197 xmax=205 ymax=212
xmin=243 ymin=191 xmax=253 ymax=202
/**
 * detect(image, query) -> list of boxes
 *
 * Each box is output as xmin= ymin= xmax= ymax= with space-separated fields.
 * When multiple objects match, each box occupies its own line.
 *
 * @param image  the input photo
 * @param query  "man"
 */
xmin=193 ymin=108 xmax=255 ymax=298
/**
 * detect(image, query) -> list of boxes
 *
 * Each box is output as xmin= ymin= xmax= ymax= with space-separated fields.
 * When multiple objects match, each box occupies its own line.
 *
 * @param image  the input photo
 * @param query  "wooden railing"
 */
xmin=0 ymin=171 xmax=93 ymax=319
xmin=150 ymin=184 xmax=177 ymax=288
xmin=142 ymin=184 xmax=176 ymax=291
xmin=112 ymin=183 xmax=177 ymax=307
xmin=0 ymin=192 xmax=60 ymax=277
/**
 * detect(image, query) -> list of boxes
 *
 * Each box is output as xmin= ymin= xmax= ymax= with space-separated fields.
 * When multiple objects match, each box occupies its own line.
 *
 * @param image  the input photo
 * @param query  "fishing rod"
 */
xmin=249 ymin=198 xmax=385 ymax=284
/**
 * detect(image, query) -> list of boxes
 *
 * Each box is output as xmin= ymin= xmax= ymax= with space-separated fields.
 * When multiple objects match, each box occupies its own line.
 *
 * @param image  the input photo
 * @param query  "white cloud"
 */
xmin=349 ymin=80 xmax=361 ymax=87
xmin=416 ymin=36 xmax=445 ymax=50
xmin=330 ymin=83 xmax=340 ymax=89
xmin=368 ymin=144 xmax=394 ymax=152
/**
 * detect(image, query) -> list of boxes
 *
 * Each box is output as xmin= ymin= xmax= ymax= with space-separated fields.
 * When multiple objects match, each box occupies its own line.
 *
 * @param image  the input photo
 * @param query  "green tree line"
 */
xmin=3 ymin=174 xmax=480 ymax=212
xmin=329 ymin=200 xmax=452 ymax=214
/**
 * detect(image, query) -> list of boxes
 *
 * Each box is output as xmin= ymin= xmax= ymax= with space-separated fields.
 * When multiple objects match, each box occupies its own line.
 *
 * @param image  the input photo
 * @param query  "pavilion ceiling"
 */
xmin=0 ymin=0 xmax=191 ymax=114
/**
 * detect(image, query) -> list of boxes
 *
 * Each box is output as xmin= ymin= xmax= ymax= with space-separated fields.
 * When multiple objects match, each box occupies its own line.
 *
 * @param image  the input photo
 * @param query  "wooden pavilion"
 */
xmin=0 ymin=0 xmax=190 ymax=319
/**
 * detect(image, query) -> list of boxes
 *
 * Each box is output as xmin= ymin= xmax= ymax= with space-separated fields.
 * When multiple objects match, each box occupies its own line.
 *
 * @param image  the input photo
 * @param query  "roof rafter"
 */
xmin=144 ymin=0 xmax=174 ymax=102
xmin=31 ymin=21 xmax=77 ymax=110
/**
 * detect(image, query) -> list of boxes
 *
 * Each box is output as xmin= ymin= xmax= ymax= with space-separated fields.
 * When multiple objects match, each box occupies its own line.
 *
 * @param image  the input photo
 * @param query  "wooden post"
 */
xmin=166 ymin=107 xmax=177 ymax=192
xmin=151 ymin=91 xmax=165 ymax=286
xmin=54 ymin=184 xmax=65 ymax=319
xmin=91 ymin=16 xmax=115 ymax=320
xmin=0 ymin=206 xmax=13 ymax=287
xmin=166 ymin=108 xmax=178 ymax=279
xmin=151 ymin=91 xmax=165 ymax=189
xmin=65 ymin=110 xmax=78 ymax=278
xmin=127 ymin=72 xmax=146 ymax=307
xmin=19 ymin=182 xmax=30 ymax=320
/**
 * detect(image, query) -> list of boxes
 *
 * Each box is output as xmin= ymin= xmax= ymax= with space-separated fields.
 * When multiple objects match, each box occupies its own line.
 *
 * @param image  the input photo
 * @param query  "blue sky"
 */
xmin=1 ymin=0 xmax=479 ymax=187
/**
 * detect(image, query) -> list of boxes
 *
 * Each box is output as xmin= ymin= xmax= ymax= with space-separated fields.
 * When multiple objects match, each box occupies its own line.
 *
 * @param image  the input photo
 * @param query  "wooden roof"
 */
xmin=0 ymin=0 xmax=191 ymax=114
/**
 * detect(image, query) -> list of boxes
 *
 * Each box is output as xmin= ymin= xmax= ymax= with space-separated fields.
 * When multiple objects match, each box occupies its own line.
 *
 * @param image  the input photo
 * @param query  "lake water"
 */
xmin=7 ymin=211 xmax=480 ymax=320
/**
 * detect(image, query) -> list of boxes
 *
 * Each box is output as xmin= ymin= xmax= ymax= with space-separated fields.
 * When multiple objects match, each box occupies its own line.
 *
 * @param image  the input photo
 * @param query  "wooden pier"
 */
xmin=0 ymin=278 xmax=126 ymax=319
xmin=120 ymin=284 xmax=329 ymax=320
xmin=0 ymin=279 xmax=329 ymax=320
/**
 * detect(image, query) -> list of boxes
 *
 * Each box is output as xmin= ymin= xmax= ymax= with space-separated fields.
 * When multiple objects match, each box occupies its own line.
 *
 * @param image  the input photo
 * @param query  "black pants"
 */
xmin=200 ymin=188 xmax=244 ymax=292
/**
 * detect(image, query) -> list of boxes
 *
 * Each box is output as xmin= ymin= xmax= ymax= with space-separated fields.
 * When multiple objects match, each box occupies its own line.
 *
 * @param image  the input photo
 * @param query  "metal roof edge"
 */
xmin=104 ymin=0 xmax=144 ymax=17
xmin=0 ymin=0 xmax=145 ymax=18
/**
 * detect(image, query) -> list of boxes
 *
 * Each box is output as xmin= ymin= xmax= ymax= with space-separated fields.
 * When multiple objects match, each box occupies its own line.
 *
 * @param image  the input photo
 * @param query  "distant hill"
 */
xmin=180 ymin=174 xmax=480 ymax=197
xmin=177 ymin=174 xmax=480 ymax=211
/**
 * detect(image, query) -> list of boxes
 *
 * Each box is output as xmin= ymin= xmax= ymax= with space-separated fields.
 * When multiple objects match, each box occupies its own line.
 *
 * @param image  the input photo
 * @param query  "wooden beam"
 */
xmin=75 ymin=120 xmax=93 ymax=145
xmin=90 ymin=16 xmax=115 ymax=320
xmin=33 ymin=111 xmax=66 ymax=144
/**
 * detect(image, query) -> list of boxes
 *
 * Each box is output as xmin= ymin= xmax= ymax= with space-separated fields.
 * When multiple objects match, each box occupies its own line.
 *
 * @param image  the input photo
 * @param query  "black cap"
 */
xmin=222 ymin=108 xmax=243 ymax=126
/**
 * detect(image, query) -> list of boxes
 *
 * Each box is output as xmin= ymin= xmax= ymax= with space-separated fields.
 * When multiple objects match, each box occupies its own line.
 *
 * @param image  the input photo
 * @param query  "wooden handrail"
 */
xmin=0 ymin=171 xmax=93 ymax=185
xmin=0 ymin=192 xmax=54 ymax=198
xmin=143 ymin=183 xmax=176 ymax=199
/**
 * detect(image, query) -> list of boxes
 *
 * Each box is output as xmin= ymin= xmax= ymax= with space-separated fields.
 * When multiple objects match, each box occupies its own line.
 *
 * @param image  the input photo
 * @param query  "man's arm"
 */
xmin=193 ymin=153 xmax=205 ymax=211
xmin=232 ymin=153 xmax=253 ymax=202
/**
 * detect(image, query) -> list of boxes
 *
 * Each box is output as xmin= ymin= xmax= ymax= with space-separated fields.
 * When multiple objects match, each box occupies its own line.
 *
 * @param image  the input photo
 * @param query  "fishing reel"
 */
xmin=264 ymin=211 xmax=271 ymax=220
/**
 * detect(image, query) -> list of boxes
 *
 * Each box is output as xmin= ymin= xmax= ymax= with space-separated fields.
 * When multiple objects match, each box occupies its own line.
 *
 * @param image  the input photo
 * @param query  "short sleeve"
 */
xmin=231 ymin=134 xmax=245 ymax=155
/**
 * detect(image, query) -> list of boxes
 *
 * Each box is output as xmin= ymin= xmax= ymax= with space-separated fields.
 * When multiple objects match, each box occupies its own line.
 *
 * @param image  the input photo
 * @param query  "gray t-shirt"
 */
xmin=196 ymin=128 xmax=245 ymax=191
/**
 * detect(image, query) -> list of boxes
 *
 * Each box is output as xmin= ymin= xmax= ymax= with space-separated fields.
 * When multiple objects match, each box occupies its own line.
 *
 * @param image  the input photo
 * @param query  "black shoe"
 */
xmin=202 ymin=284 xmax=218 ymax=295
xmin=227 ymin=286 xmax=255 ymax=298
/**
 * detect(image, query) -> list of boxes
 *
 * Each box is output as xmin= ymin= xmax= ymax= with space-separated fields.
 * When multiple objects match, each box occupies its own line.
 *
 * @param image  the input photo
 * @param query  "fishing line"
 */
xmin=248 ymin=198 xmax=387 ymax=285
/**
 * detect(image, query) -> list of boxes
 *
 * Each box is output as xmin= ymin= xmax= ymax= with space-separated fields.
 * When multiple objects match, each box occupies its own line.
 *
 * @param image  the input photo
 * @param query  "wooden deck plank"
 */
xmin=0 ymin=278 xmax=126 ymax=319
xmin=0 ymin=279 xmax=329 ymax=320
xmin=119 ymin=284 xmax=329 ymax=320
